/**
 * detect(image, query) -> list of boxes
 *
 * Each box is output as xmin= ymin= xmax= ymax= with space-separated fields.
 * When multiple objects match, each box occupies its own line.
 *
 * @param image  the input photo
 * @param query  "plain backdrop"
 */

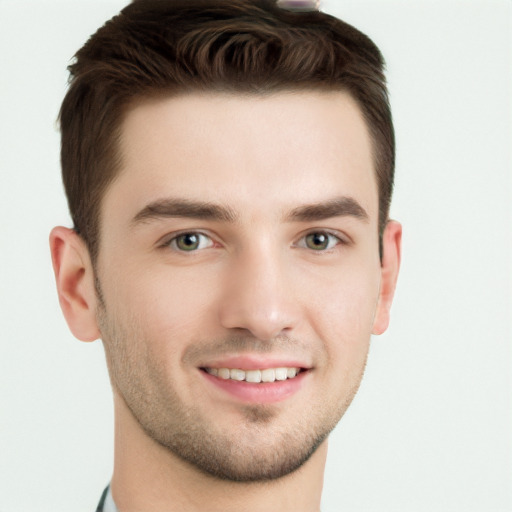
xmin=0 ymin=1 xmax=511 ymax=511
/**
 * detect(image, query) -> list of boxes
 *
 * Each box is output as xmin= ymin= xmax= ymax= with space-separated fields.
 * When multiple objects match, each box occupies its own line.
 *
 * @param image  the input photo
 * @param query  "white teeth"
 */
xmin=230 ymin=369 xmax=245 ymax=381
xmin=205 ymin=366 xmax=301 ymax=383
xmin=261 ymin=369 xmax=275 ymax=382
xmin=287 ymin=368 xmax=298 ymax=378
xmin=218 ymin=368 xmax=230 ymax=380
xmin=274 ymin=368 xmax=288 ymax=381
xmin=245 ymin=370 xmax=262 ymax=383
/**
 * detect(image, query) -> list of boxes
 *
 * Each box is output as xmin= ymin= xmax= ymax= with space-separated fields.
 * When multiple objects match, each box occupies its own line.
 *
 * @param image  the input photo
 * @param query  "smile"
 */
xmin=203 ymin=367 xmax=301 ymax=383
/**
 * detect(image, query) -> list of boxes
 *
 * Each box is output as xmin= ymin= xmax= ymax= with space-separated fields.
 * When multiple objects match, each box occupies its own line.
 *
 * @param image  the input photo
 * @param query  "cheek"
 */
xmin=307 ymin=262 xmax=380 ymax=369
xmin=107 ymin=264 xmax=220 ymax=354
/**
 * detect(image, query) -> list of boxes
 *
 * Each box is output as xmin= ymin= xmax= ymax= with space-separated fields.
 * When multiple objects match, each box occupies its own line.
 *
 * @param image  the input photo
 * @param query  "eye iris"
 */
xmin=306 ymin=232 xmax=329 ymax=250
xmin=176 ymin=233 xmax=200 ymax=251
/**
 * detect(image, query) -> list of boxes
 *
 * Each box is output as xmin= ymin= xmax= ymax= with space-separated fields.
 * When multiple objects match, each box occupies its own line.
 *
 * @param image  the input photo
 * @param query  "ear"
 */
xmin=49 ymin=226 xmax=101 ymax=342
xmin=372 ymin=220 xmax=402 ymax=335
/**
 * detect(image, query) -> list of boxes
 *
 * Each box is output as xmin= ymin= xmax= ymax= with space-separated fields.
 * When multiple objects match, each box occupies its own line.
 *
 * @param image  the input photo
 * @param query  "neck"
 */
xmin=110 ymin=395 xmax=326 ymax=512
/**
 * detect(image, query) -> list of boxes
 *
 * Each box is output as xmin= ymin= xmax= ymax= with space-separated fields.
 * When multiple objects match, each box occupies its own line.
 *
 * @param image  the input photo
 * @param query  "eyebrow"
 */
xmin=131 ymin=196 xmax=368 ymax=226
xmin=132 ymin=198 xmax=238 ymax=225
xmin=285 ymin=196 xmax=369 ymax=222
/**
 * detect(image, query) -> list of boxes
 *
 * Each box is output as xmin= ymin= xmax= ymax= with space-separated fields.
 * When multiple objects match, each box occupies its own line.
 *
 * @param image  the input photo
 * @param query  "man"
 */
xmin=49 ymin=0 xmax=401 ymax=510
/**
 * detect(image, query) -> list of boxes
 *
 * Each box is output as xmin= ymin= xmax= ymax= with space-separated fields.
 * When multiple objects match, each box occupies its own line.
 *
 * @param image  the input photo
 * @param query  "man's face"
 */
xmin=95 ymin=91 xmax=384 ymax=481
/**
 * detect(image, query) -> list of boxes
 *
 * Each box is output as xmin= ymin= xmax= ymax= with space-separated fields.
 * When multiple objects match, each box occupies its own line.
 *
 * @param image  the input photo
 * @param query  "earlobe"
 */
xmin=372 ymin=220 xmax=402 ymax=335
xmin=49 ymin=226 xmax=101 ymax=342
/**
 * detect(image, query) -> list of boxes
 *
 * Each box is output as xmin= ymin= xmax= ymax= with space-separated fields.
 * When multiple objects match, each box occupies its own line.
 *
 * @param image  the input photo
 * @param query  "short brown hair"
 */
xmin=59 ymin=0 xmax=394 ymax=263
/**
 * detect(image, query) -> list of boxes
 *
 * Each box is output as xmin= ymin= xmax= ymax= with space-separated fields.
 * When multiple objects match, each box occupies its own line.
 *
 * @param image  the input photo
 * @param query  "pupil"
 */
xmin=308 ymin=233 xmax=328 ymax=250
xmin=179 ymin=234 xmax=199 ymax=250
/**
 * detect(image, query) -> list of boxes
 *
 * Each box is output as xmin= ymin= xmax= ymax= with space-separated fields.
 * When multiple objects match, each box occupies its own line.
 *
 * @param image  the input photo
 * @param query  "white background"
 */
xmin=0 ymin=1 xmax=511 ymax=511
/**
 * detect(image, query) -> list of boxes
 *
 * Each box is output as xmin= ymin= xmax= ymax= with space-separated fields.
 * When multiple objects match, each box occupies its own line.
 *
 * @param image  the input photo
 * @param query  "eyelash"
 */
xmin=161 ymin=230 xmax=347 ymax=253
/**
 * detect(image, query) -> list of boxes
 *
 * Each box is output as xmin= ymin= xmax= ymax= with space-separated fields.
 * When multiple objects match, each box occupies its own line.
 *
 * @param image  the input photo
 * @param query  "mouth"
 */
xmin=199 ymin=363 xmax=309 ymax=403
xmin=201 ymin=366 xmax=304 ymax=383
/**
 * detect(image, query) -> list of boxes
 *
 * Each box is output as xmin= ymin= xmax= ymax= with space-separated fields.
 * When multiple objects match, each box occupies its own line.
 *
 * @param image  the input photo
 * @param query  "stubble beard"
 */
xmin=96 ymin=292 xmax=365 ymax=483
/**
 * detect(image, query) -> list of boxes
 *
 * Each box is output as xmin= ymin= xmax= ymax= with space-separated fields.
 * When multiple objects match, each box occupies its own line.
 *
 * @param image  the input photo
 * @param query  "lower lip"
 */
xmin=201 ymin=369 xmax=308 ymax=403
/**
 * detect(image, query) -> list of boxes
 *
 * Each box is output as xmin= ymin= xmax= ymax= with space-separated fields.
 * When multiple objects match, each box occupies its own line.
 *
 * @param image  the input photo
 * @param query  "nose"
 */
xmin=217 ymin=246 xmax=301 ymax=342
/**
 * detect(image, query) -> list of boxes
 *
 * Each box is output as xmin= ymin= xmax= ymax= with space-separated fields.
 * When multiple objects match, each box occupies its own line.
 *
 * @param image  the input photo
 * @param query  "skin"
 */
xmin=50 ymin=90 xmax=401 ymax=512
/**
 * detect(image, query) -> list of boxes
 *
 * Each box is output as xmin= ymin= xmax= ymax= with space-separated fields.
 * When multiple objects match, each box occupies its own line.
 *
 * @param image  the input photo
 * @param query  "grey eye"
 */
xmin=171 ymin=233 xmax=213 ymax=251
xmin=306 ymin=233 xmax=328 ymax=250
xmin=301 ymin=232 xmax=340 ymax=251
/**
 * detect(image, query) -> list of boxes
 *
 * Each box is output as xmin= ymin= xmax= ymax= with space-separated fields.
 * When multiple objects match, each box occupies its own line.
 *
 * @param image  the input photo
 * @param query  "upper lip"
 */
xmin=199 ymin=355 xmax=312 ymax=371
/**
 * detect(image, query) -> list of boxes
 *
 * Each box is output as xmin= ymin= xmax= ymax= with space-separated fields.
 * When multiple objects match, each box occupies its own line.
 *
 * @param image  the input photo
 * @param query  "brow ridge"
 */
xmin=132 ymin=198 xmax=239 ymax=224
xmin=286 ymin=196 xmax=369 ymax=222
xmin=131 ymin=195 xmax=369 ymax=226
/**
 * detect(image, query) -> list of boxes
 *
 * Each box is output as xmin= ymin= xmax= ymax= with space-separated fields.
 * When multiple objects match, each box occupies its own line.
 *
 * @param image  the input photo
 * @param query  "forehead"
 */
xmin=103 ymin=90 xmax=378 ymax=224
